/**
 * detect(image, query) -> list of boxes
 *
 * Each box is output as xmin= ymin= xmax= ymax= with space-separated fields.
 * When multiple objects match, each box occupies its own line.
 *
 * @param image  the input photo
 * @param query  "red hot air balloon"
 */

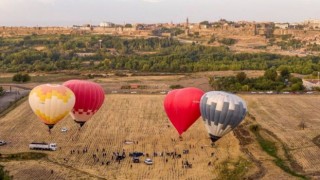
xmin=63 ymin=80 xmax=105 ymax=127
xmin=164 ymin=87 xmax=204 ymax=135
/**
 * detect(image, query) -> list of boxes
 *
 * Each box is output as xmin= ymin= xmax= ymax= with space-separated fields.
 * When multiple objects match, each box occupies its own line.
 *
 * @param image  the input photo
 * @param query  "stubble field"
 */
xmin=242 ymin=94 xmax=320 ymax=175
xmin=0 ymin=94 xmax=246 ymax=180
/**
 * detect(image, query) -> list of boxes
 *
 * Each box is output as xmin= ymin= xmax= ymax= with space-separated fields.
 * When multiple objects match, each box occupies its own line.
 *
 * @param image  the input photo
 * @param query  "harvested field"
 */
xmin=0 ymin=94 xmax=247 ymax=179
xmin=242 ymin=94 xmax=320 ymax=175
xmin=1 ymin=93 xmax=318 ymax=179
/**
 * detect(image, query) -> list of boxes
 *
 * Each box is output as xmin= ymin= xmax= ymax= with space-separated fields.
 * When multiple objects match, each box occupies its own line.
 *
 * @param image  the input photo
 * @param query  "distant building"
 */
xmin=275 ymin=23 xmax=289 ymax=29
xmin=304 ymin=19 xmax=320 ymax=29
xmin=100 ymin=22 xmax=115 ymax=27
xmin=83 ymin=24 xmax=92 ymax=27
xmin=199 ymin=24 xmax=208 ymax=29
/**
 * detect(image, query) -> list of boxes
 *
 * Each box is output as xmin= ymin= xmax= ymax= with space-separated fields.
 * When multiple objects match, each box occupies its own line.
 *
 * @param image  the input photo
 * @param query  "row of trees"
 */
xmin=1 ymin=34 xmax=320 ymax=74
xmin=210 ymin=68 xmax=304 ymax=92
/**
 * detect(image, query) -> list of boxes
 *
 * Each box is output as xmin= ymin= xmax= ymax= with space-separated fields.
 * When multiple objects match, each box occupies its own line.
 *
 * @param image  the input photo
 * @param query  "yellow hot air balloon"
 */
xmin=29 ymin=84 xmax=75 ymax=131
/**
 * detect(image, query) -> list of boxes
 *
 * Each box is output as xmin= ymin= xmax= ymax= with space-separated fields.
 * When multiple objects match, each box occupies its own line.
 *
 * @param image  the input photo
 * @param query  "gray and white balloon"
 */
xmin=200 ymin=91 xmax=247 ymax=143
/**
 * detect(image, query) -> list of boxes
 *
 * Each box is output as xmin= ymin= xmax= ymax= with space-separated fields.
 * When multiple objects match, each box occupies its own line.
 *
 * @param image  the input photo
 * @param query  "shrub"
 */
xmin=169 ymin=84 xmax=184 ymax=89
xmin=12 ymin=73 xmax=31 ymax=83
xmin=218 ymin=38 xmax=237 ymax=46
xmin=0 ymin=86 xmax=4 ymax=96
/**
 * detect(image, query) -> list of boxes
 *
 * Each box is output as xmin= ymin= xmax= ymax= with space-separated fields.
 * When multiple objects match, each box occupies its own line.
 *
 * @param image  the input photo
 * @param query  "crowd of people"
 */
xmin=66 ymin=145 xmax=216 ymax=170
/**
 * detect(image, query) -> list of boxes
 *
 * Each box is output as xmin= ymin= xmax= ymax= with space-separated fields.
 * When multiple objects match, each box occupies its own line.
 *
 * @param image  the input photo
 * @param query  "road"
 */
xmin=0 ymin=90 xmax=30 ymax=113
xmin=0 ymin=84 xmax=32 ymax=90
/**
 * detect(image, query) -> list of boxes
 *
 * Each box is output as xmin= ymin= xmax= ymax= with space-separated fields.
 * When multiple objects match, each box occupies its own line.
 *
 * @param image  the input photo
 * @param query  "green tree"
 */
xmin=236 ymin=72 xmax=247 ymax=83
xmin=199 ymin=21 xmax=210 ymax=25
xmin=241 ymin=85 xmax=250 ymax=91
xmin=291 ymin=83 xmax=304 ymax=91
xmin=12 ymin=73 xmax=31 ymax=83
xmin=124 ymin=24 xmax=133 ymax=28
xmin=280 ymin=67 xmax=290 ymax=78
xmin=264 ymin=69 xmax=277 ymax=81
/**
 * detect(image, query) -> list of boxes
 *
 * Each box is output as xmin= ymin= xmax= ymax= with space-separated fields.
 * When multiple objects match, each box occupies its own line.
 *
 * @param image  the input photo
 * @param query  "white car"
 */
xmin=0 ymin=140 xmax=7 ymax=146
xmin=61 ymin=127 xmax=68 ymax=132
xmin=144 ymin=158 xmax=153 ymax=165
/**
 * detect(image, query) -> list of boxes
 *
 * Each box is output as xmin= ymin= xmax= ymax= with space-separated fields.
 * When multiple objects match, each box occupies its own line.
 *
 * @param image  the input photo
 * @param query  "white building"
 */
xmin=100 ymin=22 xmax=115 ymax=27
xmin=275 ymin=23 xmax=289 ymax=29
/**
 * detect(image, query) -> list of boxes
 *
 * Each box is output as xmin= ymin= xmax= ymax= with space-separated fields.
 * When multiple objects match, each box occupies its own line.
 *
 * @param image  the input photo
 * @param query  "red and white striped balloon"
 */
xmin=63 ymin=80 xmax=105 ymax=127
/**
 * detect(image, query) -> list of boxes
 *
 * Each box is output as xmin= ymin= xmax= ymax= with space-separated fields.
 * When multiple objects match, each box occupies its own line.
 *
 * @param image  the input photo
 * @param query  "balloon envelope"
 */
xmin=63 ymin=80 xmax=105 ymax=126
xmin=200 ymin=91 xmax=247 ymax=142
xmin=28 ymin=84 xmax=75 ymax=129
xmin=164 ymin=87 xmax=204 ymax=135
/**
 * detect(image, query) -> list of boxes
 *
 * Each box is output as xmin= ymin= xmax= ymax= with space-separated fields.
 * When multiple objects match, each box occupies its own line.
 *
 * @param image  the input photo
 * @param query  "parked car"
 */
xmin=0 ymin=140 xmax=7 ymax=146
xmin=61 ymin=127 xmax=68 ymax=132
xmin=144 ymin=158 xmax=153 ymax=165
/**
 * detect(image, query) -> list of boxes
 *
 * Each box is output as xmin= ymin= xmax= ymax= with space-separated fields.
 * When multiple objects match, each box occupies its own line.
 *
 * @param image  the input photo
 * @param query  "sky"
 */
xmin=0 ymin=0 xmax=319 ymax=26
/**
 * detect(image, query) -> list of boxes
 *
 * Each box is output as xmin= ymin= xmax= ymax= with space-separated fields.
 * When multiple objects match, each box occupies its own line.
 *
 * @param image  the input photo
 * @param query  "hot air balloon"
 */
xmin=200 ymin=91 xmax=247 ymax=143
xmin=164 ymin=87 xmax=204 ymax=135
xmin=63 ymin=80 xmax=105 ymax=127
xmin=28 ymin=84 xmax=75 ymax=131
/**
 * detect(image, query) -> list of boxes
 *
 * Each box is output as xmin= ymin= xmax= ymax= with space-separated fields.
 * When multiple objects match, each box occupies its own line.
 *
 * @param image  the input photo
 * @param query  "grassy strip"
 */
xmin=217 ymin=157 xmax=251 ymax=180
xmin=0 ymin=152 xmax=47 ymax=180
xmin=0 ymin=165 xmax=11 ymax=180
xmin=0 ymin=152 xmax=47 ymax=161
xmin=250 ymin=125 xmax=308 ymax=180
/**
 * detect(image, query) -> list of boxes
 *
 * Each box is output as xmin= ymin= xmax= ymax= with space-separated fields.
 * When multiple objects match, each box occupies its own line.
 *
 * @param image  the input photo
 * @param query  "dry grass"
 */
xmin=0 ymin=94 xmax=245 ymax=179
xmin=242 ymin=94 xmax=320 ymax=174
xmin=2 ymin=93 xmax=316 ymax=179
xmin=1 ymin=160 xmax=98 ymax=180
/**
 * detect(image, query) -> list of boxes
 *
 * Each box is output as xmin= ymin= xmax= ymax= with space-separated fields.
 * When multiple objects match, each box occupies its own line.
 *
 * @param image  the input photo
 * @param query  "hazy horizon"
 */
xmin=0 ymin=0 xmax=320 ymax=26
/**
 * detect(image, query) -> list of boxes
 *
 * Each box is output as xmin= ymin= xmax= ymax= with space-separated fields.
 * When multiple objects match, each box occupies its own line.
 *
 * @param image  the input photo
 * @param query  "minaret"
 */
xmin=185 ymin=17 xmax=190 ymax=35
xmin=186 ymin=17 xmax=189 ymax=28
